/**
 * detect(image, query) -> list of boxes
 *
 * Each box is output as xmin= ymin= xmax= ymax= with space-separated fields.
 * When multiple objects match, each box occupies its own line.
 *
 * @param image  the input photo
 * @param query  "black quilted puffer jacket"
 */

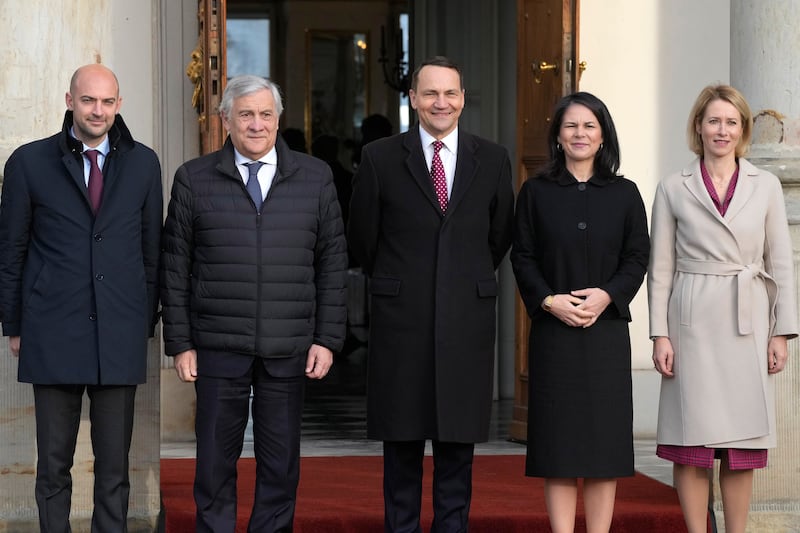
xmin=160 ymin=136 xmax=347 ymax=361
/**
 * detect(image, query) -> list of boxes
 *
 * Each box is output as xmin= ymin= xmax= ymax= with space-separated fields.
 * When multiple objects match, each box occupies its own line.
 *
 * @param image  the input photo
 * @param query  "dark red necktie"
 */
xmin=84 ymin=150 xmax=103 ymax=214
xmin=431 ymin=140 xmax=448 ymax=212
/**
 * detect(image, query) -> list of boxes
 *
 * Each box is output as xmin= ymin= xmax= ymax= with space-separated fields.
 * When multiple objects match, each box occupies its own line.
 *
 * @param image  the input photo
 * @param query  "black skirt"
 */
xmin=525 ymin=316 xmax=635 ymax=478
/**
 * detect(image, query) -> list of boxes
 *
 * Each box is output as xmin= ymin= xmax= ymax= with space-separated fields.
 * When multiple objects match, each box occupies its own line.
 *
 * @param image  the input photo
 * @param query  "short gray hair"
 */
xmin=218 ymin=75 xmax=284 ymax=117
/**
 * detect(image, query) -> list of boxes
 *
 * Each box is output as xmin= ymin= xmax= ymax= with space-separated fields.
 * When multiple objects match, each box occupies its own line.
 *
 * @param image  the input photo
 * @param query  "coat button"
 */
xmin=89 ymin=313 xmax=97 ymax=321
xmin=94 ymin=233 xmax=103 ymax=241
xmin=577 ymin=222 xmax=587 ymax=230
xmin=95 ymin=273 xmax=104 ymax=281
xmin=578 ymin=183 xmax=587 ymax=191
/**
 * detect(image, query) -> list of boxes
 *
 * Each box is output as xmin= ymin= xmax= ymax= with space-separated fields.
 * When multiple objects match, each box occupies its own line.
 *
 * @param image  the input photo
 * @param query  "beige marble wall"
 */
xmin=0 ymin=1 xmax=111 ymax=167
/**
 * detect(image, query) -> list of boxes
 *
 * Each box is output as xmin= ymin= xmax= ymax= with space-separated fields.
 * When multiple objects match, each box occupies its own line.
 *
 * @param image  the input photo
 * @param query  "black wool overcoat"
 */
xmin=348 ymin=126 xmax=514 ymax=442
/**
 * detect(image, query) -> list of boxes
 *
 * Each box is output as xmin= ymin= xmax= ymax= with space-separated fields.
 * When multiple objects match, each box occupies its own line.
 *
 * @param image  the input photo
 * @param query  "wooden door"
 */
xmin=189 ymin=0 xmax=227 ymax=154
xmin=510 ymin=0 xmax=579 ymax=442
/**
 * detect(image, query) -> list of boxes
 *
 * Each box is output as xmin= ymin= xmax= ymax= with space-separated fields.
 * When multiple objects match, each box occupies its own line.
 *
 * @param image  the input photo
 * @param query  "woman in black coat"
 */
xmin=511 ymin=92 xmax=650 ymax=533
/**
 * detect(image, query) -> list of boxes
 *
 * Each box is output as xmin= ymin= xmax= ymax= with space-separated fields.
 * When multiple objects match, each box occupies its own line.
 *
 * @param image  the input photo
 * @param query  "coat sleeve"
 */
xmin=312 ymin=171 xmax=348 ymax=352
xmin=510 ymin=179 xmax=553 ymax=318
xmin=0 ymin=150 xmax=32 ymax=335
xmin=347 ymin=145 xmax=381 ymax=276
xmin=141 ymin=154 xmax=163 ymax=337
xmin=647 ymin=179 xmax=676 ymax=338
xmin=488 ymin=149 xmax=515 ymax=269
xmin=763 ymin=173 xmax=799 ymax=338
xmin=598 ymin=181 xmax=650 ymax=319
xmin=159 ymin=165 xmax=195 ymax=356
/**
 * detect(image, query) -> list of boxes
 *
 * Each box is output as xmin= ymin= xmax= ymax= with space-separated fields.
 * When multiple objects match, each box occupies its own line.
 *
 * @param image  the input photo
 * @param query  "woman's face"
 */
xmin=697 ymin=99 xmax=743 ymax=160
xmin=557 ymin=103 xmax=604 ymax=166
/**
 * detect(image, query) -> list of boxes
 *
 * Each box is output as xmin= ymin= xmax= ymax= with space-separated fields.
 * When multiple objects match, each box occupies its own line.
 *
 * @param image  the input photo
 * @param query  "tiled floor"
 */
xmin=161 ymin=342 xmax=674 ymax=487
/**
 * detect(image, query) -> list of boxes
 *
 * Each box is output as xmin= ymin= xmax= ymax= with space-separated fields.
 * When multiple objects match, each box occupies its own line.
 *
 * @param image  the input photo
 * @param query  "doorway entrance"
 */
xmin=511 ymin=0 xmax=579 ymax=441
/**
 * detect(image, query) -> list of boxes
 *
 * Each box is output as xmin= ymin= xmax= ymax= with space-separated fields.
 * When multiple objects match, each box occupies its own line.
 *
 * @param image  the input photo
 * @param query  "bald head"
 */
xmin=70 ymin=64 xmax=120 ymax=96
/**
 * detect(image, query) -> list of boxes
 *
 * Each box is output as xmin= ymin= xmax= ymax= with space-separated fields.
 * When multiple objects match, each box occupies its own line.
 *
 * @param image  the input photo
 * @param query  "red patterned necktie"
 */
xmin=431 ymin=140 xmax=448 ymax=212
xmin=84 ymin=149 xmax=103 ymax=214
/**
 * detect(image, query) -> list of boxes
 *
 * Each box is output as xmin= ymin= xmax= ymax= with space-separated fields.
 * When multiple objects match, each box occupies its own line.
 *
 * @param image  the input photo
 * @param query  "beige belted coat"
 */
xmin=648 ymin=157 xmax=798 ymax=448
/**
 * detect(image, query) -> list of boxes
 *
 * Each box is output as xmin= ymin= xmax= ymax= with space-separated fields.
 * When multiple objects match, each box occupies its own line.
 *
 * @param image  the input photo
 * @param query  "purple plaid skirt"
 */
xmin=657 ymin=445 xmax=768 ymax=470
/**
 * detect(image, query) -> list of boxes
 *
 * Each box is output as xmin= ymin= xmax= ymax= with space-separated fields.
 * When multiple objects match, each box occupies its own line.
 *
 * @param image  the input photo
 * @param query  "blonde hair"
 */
xmin=686 ymin=84 xmax=753 ymax=158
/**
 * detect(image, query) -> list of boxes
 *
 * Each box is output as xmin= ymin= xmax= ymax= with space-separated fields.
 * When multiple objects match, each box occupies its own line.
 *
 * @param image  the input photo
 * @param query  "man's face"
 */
xmin=409 ymin=65 xmax=464 ymax=139
xmin=65 ymin=65 xmax=122 ymax=147
xmin=222 ymin=88 xmax=280 ymax=160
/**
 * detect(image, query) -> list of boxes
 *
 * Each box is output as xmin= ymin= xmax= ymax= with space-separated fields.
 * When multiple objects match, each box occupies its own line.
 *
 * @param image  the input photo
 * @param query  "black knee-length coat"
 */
xmin=511 ymin=169 xmax=649 ymax=477
xmin=348 ymin=126 xmax=514 ymax=443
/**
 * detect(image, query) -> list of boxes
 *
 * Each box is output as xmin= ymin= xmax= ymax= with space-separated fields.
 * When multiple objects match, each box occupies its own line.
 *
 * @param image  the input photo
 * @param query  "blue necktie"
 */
xmin=245 ymin=161 xmax=265 ymax=211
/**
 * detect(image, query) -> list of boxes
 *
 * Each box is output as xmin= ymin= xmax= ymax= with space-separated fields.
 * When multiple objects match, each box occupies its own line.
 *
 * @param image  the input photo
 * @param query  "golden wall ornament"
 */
xmin=186 ymin=40 xmax=204 ymax=122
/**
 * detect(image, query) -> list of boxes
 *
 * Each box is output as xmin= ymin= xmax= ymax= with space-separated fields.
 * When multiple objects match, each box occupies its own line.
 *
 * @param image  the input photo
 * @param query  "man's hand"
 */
xmin=305 ymin=344 xmax=333 ymax=379
xmin=9 ymin=336 xmax=20 ymax=357
xmin=174 ymin=349 xmax=198 ymax=382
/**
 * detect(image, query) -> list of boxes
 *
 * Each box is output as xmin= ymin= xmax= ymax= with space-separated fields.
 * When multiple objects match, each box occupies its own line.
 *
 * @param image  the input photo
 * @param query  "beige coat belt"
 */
xmin=676 ymin=258 xmax=777 ymax=336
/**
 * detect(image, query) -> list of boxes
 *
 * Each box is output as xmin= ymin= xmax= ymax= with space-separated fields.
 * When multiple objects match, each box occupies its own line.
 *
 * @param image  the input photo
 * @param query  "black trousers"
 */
xmin=33 ymin=384 xmax=137 ymax=533
xmin=383 ymin=440 xmax=475 ymax=533
xmin=194 ymin=360 xmax=305 ymax=533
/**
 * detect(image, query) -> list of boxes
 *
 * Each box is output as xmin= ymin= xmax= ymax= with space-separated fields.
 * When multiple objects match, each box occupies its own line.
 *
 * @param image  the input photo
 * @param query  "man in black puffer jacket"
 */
xmin=160 ymin=75 xmax=347 ymax=532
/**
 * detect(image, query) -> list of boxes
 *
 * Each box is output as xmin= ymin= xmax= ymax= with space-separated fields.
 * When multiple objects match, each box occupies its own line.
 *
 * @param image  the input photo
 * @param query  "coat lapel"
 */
xmin=723 ymin=158 xmax=758 ymax=222
xmin=682 ymin=156 xmax=759 ymax=226
xmin=447 ymin=132 xmax=478 ymax=215
xmin=682 ymin=158 xmax=726 ymax=224
xmin=403 ymin=128 xmax=442 ymax=213
xmin=62 ymin=152 xmax=92 ymax=210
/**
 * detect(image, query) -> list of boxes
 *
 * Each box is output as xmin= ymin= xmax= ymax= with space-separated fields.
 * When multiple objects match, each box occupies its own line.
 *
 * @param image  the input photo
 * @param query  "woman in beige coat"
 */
xmin=648 ymin=84 xmax=798 ymax=533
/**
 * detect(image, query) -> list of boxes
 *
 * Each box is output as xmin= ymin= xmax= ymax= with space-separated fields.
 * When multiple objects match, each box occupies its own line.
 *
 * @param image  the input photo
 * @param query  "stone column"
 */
xmin=719 ymin=1 xmax=800 ymax=531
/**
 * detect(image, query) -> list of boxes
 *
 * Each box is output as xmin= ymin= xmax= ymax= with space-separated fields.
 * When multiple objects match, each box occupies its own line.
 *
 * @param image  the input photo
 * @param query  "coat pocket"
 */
xmin=369 ymin=277 xmax=401 ymax=296
xmin=679 ymin=275 xmax=693 ymax=327
xmin=476 ymin=278 xmax=498 ymax=298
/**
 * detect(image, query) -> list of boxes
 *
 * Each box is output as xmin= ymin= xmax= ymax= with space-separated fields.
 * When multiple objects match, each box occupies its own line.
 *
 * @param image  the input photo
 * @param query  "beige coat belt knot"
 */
xmin=676 ymin=258 xmax=777 ymax=336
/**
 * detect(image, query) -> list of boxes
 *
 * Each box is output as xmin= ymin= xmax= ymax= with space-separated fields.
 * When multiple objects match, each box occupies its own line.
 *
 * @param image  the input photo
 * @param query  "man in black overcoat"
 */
xmin=348 ymin=56 xmax=514 ymax=532
xmin=0 ymin=64 xmax=163 ymax=531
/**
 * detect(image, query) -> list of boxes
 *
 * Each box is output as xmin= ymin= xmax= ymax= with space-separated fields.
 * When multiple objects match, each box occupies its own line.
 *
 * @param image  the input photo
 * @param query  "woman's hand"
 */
xmin=571 ymin=288 xmax=611 ymax=328
xmin=652 ymin=337 xmax=675 ymax=377
xmin=547 ymin=293 xmax=596 ymax=328
xmin=767 ymin=335 xmax=788 ymax=374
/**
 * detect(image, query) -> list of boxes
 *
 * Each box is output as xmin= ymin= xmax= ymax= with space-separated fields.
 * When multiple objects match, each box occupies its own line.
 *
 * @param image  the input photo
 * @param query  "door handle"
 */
xmin=531 ymin=60 xmax=560 ymax=84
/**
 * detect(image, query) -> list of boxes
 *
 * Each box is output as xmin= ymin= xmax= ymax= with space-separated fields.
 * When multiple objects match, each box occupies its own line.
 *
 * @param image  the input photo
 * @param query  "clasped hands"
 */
xmin=547 ymin=288 xmax=610 ymax=328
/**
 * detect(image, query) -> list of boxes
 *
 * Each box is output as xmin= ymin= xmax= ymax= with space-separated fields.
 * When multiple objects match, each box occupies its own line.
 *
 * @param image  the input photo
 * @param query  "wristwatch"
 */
xmin=542 ymin=295 xmax=554 ymax=311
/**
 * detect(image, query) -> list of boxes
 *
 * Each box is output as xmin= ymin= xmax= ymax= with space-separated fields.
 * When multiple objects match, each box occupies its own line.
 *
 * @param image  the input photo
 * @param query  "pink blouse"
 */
xmin=700 ymin=159 xmax=739 ymax=216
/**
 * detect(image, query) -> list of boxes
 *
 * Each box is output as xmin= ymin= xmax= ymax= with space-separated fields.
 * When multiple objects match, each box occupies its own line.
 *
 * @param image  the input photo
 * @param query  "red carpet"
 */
xmin=161 ymin=455 xmax=689 ymax=532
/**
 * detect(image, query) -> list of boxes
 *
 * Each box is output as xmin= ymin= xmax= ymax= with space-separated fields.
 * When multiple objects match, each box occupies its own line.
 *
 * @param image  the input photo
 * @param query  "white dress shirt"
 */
xmin=233 ymin=146 xmax=278 ymax=201
xmin=419 ymin=127 xmax=458 ymax=197
xmin=72 ymin=128 xmax=110 ymax=186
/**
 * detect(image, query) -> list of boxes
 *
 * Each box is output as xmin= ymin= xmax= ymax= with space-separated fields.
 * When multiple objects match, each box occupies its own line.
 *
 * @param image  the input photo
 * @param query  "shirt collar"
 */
xmin=233 ymin=146 xmax=278 ymax=166
xmin=71 ymin=128 xmax=110 ymax=156
xmin=419 ymin=126 xmax=458 ymax=154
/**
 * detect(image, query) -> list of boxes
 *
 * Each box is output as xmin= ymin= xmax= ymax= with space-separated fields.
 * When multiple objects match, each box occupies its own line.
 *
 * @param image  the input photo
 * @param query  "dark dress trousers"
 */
xmin=348 ymin=125 xmax=514 ymax=532
xmin=0 ymin=111 xmax=163 ymax=532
